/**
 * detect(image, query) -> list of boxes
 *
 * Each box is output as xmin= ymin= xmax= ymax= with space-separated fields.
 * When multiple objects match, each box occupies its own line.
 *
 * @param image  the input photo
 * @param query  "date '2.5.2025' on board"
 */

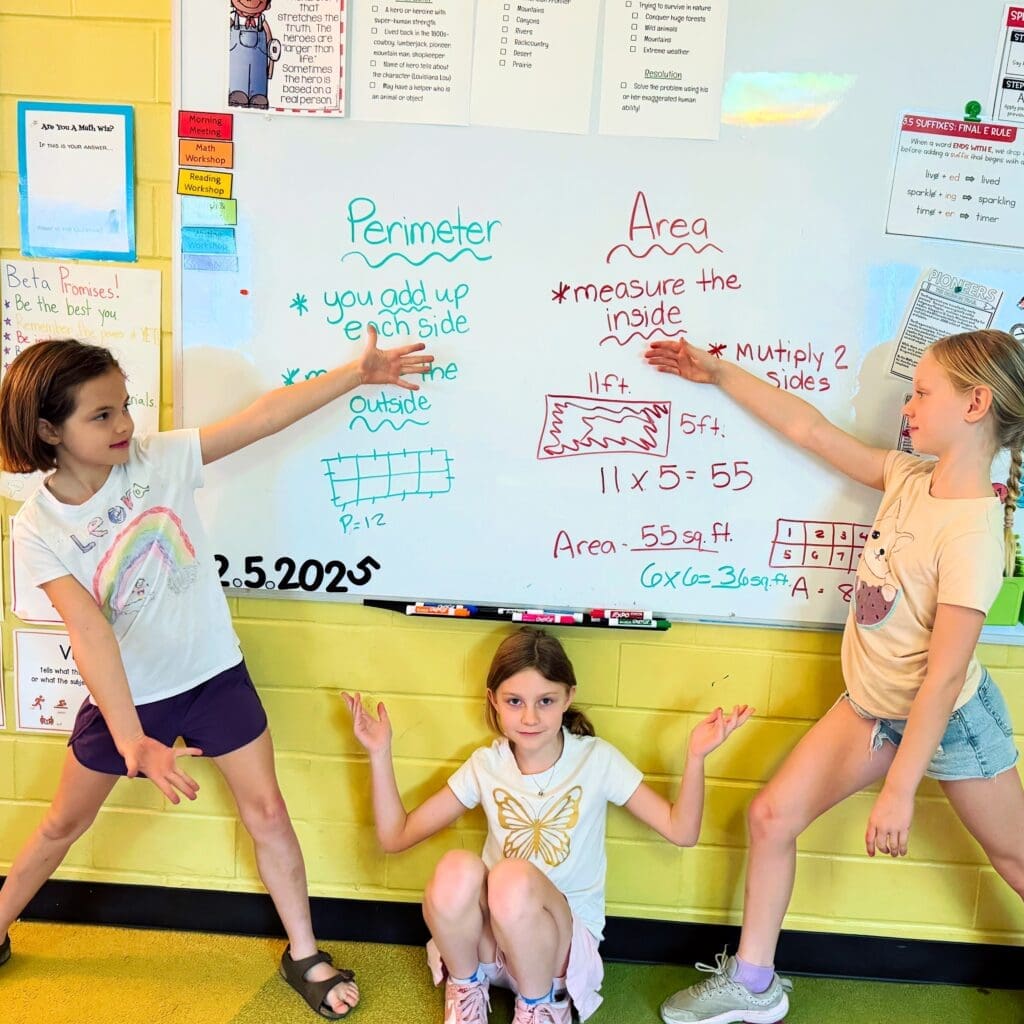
xmin=213 ymin=554 xmax=381 ymax=593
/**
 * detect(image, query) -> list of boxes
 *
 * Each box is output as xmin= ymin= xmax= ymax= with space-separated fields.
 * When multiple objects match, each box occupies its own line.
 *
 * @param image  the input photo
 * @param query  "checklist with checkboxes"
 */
xmin=597 ymin=0 xmax=728 ymax=139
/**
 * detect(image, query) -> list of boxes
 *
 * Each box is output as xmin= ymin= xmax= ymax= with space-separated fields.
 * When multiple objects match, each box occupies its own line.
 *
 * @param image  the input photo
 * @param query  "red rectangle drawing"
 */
xmin=537 ymin=396 xmax=672 ymax=460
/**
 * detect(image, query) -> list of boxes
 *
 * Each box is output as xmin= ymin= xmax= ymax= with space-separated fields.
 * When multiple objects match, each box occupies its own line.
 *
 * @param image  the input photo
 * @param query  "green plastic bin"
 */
xmin=985 ymin=576 xmax=1024 ymax=626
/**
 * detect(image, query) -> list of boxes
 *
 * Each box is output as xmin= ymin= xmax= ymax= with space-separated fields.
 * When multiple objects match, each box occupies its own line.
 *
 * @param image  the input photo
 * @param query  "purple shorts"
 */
xmin=68 ymin=660 xmax=268 ymax=776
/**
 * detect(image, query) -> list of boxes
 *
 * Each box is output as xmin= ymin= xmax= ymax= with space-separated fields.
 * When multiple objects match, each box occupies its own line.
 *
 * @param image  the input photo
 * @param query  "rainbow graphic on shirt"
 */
xmin=92 ymin=506 xmax=198 ymax=622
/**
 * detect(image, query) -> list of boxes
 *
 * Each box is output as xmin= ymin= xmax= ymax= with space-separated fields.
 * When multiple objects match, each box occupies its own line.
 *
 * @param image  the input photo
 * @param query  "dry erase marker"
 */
xmin=406 ymin=603 xmax=474 ymax=617
xmin=591 ymin=608 xmax=653 ymax=620
xmin=364 ymin=599 xmax=407 ymax=612
xmin=512 ymin=612 xmax=584 ymax=624
xmin=607 ymin=617 xmax=670 ymax=630
xmin=498 ymin=607 xmax=576 ymax=616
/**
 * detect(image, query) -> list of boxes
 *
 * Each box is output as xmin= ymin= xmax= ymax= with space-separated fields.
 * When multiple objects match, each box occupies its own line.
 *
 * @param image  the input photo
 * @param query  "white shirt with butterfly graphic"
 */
xmin=447 ymin=729 xmax=643 ymax=941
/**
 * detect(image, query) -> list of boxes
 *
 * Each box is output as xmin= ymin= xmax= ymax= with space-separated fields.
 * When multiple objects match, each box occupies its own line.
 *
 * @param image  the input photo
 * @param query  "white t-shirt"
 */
xmin=13 ymin=429 xmax=241 ymax=705
xmin=841 ymin=450 xmax=1004 ymax=718
xmin=447 ymin=729 xmax=644 ymax=941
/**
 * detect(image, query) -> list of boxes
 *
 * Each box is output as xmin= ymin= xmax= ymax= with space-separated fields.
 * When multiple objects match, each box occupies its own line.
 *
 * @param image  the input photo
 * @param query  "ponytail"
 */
xmin=562 ymin=706 xmax=596 ymax=737
xmin=929 ymin=331 xmax=1024 ymax=577
xmin=1005 ymin=446 xmax=1022 ymax=576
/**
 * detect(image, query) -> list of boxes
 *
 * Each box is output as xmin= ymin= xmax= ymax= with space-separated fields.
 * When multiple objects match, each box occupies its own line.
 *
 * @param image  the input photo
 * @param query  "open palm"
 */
xmin=689 ymin=704 xmax=754 ymax=757
xmin=645 ymin=339 xmax=721 ymax=384
xmin=342 ymin=691 xmax=393 ymax=753
xmin=358 ymin=324 xmax=434 ymax=391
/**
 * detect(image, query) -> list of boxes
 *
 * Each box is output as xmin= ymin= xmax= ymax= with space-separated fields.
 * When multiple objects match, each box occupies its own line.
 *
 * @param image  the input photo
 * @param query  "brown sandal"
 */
xmin=280 ymin=945 xmax=357 ymax=1019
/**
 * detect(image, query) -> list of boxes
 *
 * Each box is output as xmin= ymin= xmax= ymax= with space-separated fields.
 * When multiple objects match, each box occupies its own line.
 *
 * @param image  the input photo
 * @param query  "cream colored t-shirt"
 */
xmin=841 ymin=450 xmax=1004 ymax=718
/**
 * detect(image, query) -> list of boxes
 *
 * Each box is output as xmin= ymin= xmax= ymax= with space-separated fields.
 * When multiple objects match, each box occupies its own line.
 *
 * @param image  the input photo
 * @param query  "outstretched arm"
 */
xmin=624 ymin=704 xmax=753 ymax=846
xmin=342 ymin=692 xmax=465 ymax=851
xmin=40 ymin=576 xmax=202 ymax=804
xmin=200 ymin=325 xmax=433 ymax=465
xmin=646 ymin=339 xmax=889 ymax=490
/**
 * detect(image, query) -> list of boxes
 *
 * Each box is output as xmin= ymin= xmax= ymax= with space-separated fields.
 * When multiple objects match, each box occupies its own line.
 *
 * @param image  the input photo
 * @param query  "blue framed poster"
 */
xmin=17 ymin=101 xmax=136 ymax=261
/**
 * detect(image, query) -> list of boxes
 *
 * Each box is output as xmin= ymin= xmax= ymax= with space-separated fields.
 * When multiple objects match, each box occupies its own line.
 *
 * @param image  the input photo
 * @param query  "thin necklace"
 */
xmin=523 ymin=735 xmax=564 ymax=797
xmin=528 ymin=761 xmax=558 ymax=797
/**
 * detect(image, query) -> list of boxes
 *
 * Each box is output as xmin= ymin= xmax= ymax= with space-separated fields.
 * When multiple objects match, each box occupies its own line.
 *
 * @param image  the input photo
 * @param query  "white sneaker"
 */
xmin=660 ymin=950 xmax=791 ymax=1024
xmin=443 ymin=976 xmax=491 ymax=1024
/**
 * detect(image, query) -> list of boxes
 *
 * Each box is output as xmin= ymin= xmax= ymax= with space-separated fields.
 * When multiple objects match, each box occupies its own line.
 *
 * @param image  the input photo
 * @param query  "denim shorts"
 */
xmin=69 ymin=660 xmax=268 ymax=775
xmin=841 ymin=670 xmax=1019 ymax=781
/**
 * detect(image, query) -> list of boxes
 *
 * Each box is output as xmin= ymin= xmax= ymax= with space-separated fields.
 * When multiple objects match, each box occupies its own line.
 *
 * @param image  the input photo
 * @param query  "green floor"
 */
xmin=0 ymin=922 xmax=1020 ymax=1024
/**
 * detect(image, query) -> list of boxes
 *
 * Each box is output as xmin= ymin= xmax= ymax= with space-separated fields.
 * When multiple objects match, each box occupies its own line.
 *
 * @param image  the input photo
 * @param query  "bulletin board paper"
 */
xmin=227 ymin=0 xmax=345 ymax=115
xmin=886 ymin=114 xmax=1024 ymax=249
xmin=990 ymin=5 xmax=1024 ymax=124
xmin=468 ymin=0 xmax=601 ymax=132
xmin=14 ymin=629 xmax=87 ymax=736
xmin=0 ymin=260 xmax=161 ymax=499
xmin=350 ymin=0 xmax=474 ymax=125
xmin=889 ymin=267 xmax=1003 ymax=381
xmin=1 ymin=260 xmax=161 ymax=420
xmin=598 ymin=0 xmax=728 ymax=140
xmin=17 ymin=102 xmax=136 ymax=262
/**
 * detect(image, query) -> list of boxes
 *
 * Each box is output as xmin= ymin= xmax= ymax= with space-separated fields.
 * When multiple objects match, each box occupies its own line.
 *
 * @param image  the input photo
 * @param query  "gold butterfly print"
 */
xmin=493 ymin=786 xmax=582 ymax=868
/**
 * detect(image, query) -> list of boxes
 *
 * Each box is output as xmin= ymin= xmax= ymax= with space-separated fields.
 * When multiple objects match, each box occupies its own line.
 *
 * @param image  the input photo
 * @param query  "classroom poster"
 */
xmin=228 ymin=0 xmax=345 ymax=115
xmin=9 ymin=516 xmax=61 ymax=625
xmin=469 ymin=0 xmax=601 ymax=133
xmin=14 ymin=630 xmax=87 ymax=735
xmin=885 ymin=113 xmax=1024 ymax=249
xmin=889 ymin=267 xmax=1003 ymax=381
xmin=598 ymin=0 xmax=728 ymax=140
xmin=990 ymin=5 xmax=1024 ymax=124
xmin=1 ymin=260 xmax=161 ymax=408
xmin=350 ymin=0 xmax=474 ymax=125
xmin=0 ymin=260 xmax=161 ymax=498
xmin=18 ymin=102 xmax=135 ymax=261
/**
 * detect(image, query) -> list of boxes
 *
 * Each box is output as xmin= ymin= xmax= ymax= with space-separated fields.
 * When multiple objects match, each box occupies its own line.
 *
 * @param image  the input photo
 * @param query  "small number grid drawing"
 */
xmin=769 ymin=518 xmax=872 ymax=573
xmin=322 ymin=447 xmax=454 ymax=510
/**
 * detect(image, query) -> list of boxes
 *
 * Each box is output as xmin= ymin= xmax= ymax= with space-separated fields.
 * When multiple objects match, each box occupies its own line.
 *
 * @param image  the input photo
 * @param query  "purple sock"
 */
xmin=729 ymin=955 xmax=774 ymax=994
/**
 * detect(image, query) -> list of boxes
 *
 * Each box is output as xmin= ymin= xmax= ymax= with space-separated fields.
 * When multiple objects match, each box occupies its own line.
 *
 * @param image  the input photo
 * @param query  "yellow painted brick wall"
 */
xmin=1 ymin=0 xmax=1022 ymax=951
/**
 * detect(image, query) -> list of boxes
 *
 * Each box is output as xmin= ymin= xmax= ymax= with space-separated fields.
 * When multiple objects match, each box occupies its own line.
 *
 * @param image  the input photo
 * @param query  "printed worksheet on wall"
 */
xmin=350 ymin=0 xmax=474 ymax=125
xmin=469 ymin=0 xmax=601 ymax=133
xmin=598 ymin=0 xmax=728 ymax=140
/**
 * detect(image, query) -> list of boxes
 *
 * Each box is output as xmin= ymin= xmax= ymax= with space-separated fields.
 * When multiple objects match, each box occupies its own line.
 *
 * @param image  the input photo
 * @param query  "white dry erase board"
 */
xmin=175 ymin=0 xmax=1024 ymax=627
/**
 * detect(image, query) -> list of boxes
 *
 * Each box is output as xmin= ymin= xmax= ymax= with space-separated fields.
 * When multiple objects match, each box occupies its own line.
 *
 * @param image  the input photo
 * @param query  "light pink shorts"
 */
xmin=427 ymin=911 xmax=605 ymax=1020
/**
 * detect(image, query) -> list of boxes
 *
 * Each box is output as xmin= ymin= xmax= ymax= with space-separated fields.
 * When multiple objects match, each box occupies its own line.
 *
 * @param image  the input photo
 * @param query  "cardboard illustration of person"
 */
xmin=229 ymin=0 xmax=282 ymax=109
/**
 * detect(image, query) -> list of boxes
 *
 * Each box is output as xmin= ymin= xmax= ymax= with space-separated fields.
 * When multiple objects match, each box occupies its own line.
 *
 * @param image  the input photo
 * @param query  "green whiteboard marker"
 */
xmin=607 ymin=617 xmax=671 ymax=630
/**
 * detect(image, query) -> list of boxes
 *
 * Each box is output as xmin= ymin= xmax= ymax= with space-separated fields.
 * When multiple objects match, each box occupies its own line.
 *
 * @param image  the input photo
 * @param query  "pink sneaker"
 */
xmin=443 ymin=976 xmax=491 ymax=1024
xmin=512 ymin=994 xmax=572 ymax=1023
